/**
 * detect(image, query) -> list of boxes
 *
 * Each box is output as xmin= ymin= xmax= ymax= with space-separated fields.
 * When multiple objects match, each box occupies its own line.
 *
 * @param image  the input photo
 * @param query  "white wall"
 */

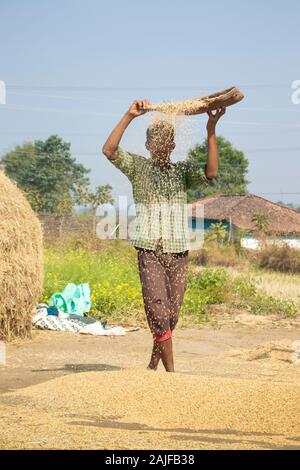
xmin=241 ymin=237 xmax=300 ymax=250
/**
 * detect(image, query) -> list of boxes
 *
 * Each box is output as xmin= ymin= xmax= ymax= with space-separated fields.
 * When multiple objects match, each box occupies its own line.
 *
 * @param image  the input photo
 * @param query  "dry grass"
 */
xmin=0 ymin=172 xmax=43 ymax=341
xmin=190 ymin=244 xmax=300 ymax=310
xmin=227 ymin=267 xmax=300 ymax=308
xmin=241 ymin=267 xmax=300 ymax=309
xmin=190 ymin=243 xmax=250 ymax=269
xmin=256 ymin=244 xmax=300 ymax=273
xmin=216 ymin=264 xmax=300 ymax=312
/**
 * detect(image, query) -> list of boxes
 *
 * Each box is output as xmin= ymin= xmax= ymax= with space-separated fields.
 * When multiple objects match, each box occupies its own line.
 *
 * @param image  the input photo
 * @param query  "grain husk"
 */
xmin=147 ymin=86 xmax=244 ymax=115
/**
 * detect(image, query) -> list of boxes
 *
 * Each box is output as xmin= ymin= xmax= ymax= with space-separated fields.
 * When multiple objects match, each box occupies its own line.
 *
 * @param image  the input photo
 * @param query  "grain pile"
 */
xmin=0 ymin=171 xmax=43 ymax=341
xmin=0 ymin=369 xmax=299 ymax=450
xmin=147 ymin=86 xmax=244 ymax=116
xmin=222 ymin=340 xmax=300 ymax=364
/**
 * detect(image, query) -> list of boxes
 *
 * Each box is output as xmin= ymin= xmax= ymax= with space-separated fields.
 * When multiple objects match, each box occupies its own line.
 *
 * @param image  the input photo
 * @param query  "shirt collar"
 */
xmin=150 ymin=158 xmax=172 ymax=170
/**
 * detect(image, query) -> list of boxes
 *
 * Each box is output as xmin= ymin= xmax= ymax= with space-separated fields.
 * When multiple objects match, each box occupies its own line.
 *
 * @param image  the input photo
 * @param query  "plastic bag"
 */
xmin=49 ymin=283 xmax=91 ymax=316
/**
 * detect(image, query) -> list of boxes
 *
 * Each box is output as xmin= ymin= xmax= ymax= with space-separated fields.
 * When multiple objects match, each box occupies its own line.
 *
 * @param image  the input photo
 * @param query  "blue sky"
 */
xmin=0 ymin=0 xmax=299 ymax=204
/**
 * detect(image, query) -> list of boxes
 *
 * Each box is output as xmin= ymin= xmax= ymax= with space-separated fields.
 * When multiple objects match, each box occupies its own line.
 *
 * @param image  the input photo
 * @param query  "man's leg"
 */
xmin=153 ymin=251 xmax=188 ymax=372
xmin=148 ymin=339 xmax=161 ymax=370
xmin=157 ymin=335 xmax=174 ymax=372
xmin=167 ymin=251 xmax=189 ymax=332
xmin=160 ymin=338 xmax=174 ymax=372
xmin=137 ymin=248 xmax=173 ymax=371
xmin=148 ymin=335 xmax=174 ymax=372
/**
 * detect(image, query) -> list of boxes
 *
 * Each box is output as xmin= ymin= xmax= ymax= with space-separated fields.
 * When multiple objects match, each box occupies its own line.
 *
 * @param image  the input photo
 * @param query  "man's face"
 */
xmin=146 ymin=121 xmax=175 ymax=160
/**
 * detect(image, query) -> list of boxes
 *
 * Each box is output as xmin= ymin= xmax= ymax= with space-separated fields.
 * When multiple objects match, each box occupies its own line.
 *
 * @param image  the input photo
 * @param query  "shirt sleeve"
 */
xmin=179 ymin=160 xmax=211 ymax=190
xmin=108 ymin=147 xmax=137 ymax=181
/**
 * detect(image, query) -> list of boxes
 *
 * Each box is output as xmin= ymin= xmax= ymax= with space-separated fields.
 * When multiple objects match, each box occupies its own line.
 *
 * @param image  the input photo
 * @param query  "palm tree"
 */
xmin=205 ymin=222 xmax=228 ymax=244
xmin=251 ymin=212 xmax=269 ymax=231
xmin=251 ymin=212 xmax=269 ymax=247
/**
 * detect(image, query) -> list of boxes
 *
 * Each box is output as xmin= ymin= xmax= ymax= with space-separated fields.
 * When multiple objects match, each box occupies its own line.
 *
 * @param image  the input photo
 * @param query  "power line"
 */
xmin=1 ymin=104 xmax=121 ymax=117
xmin=2 ymin=104 xmax=300 ymax=129
xmin=8 ymin=91 xmax=129 ymax=104
xmin=246 ymin=148 xmax=300 ymax=153
xmin=7 ymin=92 xmax=299 ymax=113
xmin=1 ymin=154 xmax=299 ymax=195
xmin=0 ymin=129 xmax=299 ymax=136
xmin=1 ymin=148 xmax=300 ymax=157
xmin=256 ymin=192 xmax=300 ymax=195
xmin=0 ymin=131 xmax=107 ymax=136
xmin=6 ymin=83 xmax=290 ymax=91
xmin=220 ymin=120 xmax=300 ymax=129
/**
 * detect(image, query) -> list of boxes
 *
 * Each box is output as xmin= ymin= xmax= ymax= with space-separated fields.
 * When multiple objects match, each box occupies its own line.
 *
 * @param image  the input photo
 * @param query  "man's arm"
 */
xmin=205 ymin=107 xmax=226 ymax=179
xmin=102 ymin=99 xmax=151 ymax=160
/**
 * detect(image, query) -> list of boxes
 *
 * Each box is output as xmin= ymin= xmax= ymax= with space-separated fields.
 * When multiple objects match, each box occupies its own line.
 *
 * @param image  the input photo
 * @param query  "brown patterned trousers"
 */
xmin=135 ymin=240 xmax=189 ymax=341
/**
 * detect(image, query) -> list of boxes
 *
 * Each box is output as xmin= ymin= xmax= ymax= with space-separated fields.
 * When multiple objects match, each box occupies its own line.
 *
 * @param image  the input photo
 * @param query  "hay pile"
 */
xmin=0 ymin=369 xmax=300 ymax=450
xmin=0 ymin=171 xmax=43 ymax=341
xmin=147 ymin=86 xmax=244 ymax=116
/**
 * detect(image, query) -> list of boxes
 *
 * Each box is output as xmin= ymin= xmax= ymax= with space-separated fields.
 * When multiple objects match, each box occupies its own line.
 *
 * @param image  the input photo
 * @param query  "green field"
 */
xmin=42 ymin=239 xmax=299 ymax=326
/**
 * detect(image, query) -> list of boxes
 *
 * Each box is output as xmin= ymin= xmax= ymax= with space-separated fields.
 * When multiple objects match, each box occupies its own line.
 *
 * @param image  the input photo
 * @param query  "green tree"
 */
xmin=75 ymin=183 xmax=114 ymax=211
xmin=186 ymin=136 xmax=250 ymax=202
xmin=75 ymin=183 xmax=115 ymax=234
xmin=3 ymin=135 xmax=91 ymax=214
xmin=1 ymin=142 xmax=36 ymax=190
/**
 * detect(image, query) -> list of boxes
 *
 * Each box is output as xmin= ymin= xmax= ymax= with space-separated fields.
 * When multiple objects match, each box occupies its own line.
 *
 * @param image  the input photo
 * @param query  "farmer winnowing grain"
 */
xmin=102 ymin=100 xmax=225 ymax=372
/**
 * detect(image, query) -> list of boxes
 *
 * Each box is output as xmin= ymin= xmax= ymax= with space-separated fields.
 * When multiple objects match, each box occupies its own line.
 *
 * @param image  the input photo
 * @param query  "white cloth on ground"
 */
xmin=80 ymin=322 xmax=125 ymax=336
xmin=33 ymin=305 xmax=126 ymax=336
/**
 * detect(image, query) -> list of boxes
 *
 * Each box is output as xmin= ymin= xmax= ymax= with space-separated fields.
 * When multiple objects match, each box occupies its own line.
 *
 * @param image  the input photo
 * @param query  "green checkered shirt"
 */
xmin=110 ymin=147 xmax=210 ymax=253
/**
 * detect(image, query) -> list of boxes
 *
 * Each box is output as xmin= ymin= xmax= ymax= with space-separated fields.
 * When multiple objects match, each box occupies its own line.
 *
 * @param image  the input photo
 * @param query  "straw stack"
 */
xmin=0 ymin=171 xmax=43 ymax=341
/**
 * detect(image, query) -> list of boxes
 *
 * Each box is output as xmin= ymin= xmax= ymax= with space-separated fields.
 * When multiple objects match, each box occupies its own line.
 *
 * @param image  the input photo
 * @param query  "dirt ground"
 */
xmin=1 ymin=318 xmax=300 ymax=450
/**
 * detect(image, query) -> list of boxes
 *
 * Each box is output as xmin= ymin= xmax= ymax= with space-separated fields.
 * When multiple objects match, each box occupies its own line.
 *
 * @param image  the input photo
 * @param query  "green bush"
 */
xmin=182 ymin=267 xmax=229 ymax=322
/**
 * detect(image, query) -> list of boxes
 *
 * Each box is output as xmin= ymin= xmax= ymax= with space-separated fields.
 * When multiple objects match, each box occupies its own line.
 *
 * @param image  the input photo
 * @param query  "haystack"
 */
xmin=0 ymin=171 xmax=43 ymax=341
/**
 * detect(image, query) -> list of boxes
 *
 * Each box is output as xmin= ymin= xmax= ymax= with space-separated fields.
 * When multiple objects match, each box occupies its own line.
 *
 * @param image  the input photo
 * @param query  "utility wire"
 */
xmin=1 ymin=104 xmax=300 ymax=129
xmin=1 ymin=148 xmax=299 ymax=156
xmin=6 ymin=83 xmax=290 ymax=91
xmin=7 ymin=91 xmax=129 ymax=104
xmin=6 ymin=92 xmax=300 ymax=113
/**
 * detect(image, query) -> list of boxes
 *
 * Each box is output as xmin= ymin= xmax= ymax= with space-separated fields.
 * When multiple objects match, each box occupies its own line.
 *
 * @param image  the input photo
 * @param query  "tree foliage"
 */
xmin=186 ymin=136 xmax=250 ymax=202
xmin=2 ymin=135 xmax=113 ymax=214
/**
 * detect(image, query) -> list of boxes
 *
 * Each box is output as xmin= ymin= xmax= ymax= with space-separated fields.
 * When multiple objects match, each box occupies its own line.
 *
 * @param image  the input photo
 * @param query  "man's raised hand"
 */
xmin=206 ymin=106 xmax=226 ymax=133
xmin=127 ymin=99 xmax=151 ymax=118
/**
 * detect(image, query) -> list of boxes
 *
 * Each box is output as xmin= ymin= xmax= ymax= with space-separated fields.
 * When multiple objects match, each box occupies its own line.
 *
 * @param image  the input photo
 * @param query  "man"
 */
xmin=102 ymin=99 xmax=225 ymax=372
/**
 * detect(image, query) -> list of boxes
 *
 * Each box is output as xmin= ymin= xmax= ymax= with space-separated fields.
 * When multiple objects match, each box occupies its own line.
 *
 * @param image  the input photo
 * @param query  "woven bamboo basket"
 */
xmin=147 ymin=86 xmax=244 ymax=115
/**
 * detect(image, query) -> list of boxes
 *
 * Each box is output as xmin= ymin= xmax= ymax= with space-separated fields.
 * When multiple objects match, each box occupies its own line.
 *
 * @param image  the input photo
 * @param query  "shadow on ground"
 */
xmin=66 ymin=413 xmax=300 ymax=450
xmin=0 ymin=363 xmax=121 ymax=394
xmin=33 ymin=363 xmax=122 ymax=373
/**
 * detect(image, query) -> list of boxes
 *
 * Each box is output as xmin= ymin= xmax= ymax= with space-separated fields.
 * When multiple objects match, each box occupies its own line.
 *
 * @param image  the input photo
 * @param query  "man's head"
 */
xmin=145 ymin=119 xmax=176 ymax=162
